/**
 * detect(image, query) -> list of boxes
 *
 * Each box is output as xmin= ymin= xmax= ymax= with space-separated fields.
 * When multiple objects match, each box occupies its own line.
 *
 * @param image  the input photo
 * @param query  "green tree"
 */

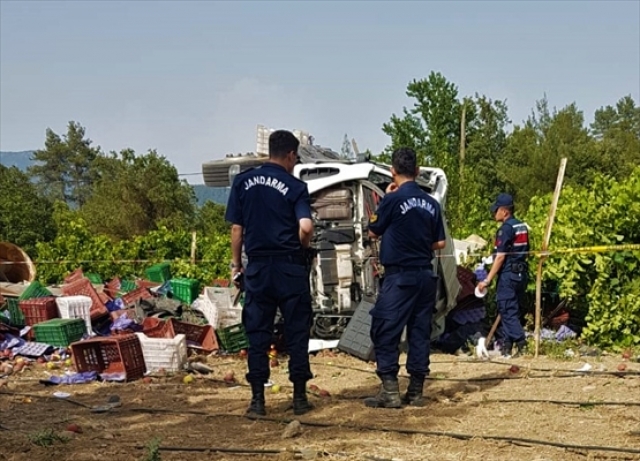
xmin=80 ymin=148 xmax=197 ymax=240
xmin=0 ymin=165 xmax=55 ymax=255
xmin=499 ymin=96 xmax=597 ymax=209
xmin=195 ymin=201 xmax=230 ymax=237
xmin=28 ymin=121 xmax=100 ymax=207
xmin=340 ymin=134 xmax=354 ymax=160
xmin=590 ymin=95 xmax=640 ymax=180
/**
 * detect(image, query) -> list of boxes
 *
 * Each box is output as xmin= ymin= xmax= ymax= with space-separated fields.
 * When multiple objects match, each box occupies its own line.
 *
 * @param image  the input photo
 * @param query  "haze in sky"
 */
xmin=1 ymin=1 xmax=639 ymax=183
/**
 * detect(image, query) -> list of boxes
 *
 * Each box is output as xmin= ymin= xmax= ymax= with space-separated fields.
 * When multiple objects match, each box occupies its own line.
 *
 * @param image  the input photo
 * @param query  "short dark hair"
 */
xmin=269 ymin=130 xmax=300 ymax=159
xmin=391 ymin=147 xmax=417 ymax=177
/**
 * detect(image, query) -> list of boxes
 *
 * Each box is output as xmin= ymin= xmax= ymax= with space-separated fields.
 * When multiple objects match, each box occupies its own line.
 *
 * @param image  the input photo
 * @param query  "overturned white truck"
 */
xmin=202 ymin=145 xmax=461 ymax=356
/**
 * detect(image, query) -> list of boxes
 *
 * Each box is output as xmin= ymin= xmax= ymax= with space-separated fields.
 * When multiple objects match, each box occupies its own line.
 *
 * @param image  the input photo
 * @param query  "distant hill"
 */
xmin=1 ymin=150 xmax=228 ymax=207
xmin=0 ymin=151 xmax=35 ymax=171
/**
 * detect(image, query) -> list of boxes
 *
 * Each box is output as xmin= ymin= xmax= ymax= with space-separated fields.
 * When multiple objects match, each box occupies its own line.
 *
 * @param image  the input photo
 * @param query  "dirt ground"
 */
xmin=1 ymin=349 xmax=639 ymax=461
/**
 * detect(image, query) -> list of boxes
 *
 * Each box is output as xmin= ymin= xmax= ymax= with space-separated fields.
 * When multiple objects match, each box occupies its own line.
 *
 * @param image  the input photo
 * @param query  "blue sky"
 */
xmin=1 ymin=0 xmax=639 ymax=184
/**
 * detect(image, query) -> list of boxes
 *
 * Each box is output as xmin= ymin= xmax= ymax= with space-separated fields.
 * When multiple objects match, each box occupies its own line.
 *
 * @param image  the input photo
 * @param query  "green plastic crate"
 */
xmin=216 ymin=323 xmax=249 ymax=353
xmin=170 ymin=278 xmax=201 ymax=305
xmin=4 ymin=298 xmax=25 ymax=326
xmin=145 ymin=263 xmax=172 ymax=283
xmin=85 ymin=273 xmax=103 ymax=284
xmin=119 ymin=279 xmax=137 ymax=294
xmin=18 ymin=281 xmax=52 ymax=301
xmin=33 ymin=318 xmax=87 ymax=347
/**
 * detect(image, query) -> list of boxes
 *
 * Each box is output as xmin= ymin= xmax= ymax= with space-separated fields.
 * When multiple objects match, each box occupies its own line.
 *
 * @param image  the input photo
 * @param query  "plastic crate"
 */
xmin=62 ymin=277 xmax=109 ymax=320
xmin=18 ymin=281 xmax=52 ymax=301
xmin=169 ymin=318 xmax=219 ymax=353
xmin=216 ymin=323 xmax=249 ymax=353
xmin=70 ymin=334 xmax=146 ymax=381
xmin=200 ymin=287 xmax=243 ymax=329
xmin=4 ymin=298 xmax=24 ymax=327
xmin=135 ymin=332 xmax=187 ymax=372
xmin=170 ymin=278 xmax=201 ymax=305
xmin=64 ymin=268 xmax=84 ymax=284
xmin=34 ymin=318 xmax=86 ymax=347
xmin=141 ymin=317 xmax=174 ymax=339
xmin=55 ymin=295 xmax=93 ymax=335
xmin=85 ymin=273 xmax=103 ymax=284
xmin=104 ymin=278 xmax=137 ymax=298
xmin=120 ymin=286 xmax=153 ymax=306
xmin=145 ymin=263 xmax=172 ymax=283
xmin=19 ymin=297 xmax=60 ymax=339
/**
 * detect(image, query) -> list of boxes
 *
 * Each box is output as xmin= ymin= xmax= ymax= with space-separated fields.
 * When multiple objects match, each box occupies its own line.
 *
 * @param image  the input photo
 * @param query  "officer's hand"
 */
xmin=476 ymin=281 xmax=488 ymax=293
xmin=386 ymin=182 xmax=399 ymax=194
xmin=232 ymin=267 xmax=244 ymax=288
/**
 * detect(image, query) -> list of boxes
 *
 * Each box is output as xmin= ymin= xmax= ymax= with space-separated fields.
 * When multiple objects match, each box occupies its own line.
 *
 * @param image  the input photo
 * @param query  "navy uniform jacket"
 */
xmin=368 ymin=181 xmax=446 ymax=267
xmin=224 ymin=163 xmax=312 ymax=257
xmin=493 ymin=216 xmax=530 ymax=274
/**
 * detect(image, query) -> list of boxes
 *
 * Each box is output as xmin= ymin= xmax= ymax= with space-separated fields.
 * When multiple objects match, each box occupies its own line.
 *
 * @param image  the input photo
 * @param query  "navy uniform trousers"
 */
xmin=496 ymin=270 xmax=527 ymax=343
xmin=242 ymin=256 xmax=314 ymax=385
xmin=370 ymin=267 xmax=438 ymax=380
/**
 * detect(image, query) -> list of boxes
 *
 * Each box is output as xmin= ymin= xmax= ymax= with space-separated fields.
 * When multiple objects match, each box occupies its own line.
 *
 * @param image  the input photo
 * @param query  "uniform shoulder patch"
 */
xmin=370 ymin=213 xmax=378 ymax=223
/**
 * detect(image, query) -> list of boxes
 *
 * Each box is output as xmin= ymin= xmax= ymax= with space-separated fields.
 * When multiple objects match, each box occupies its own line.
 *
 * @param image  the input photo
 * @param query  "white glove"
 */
xmin=475 ymin=337 xmax=490 ymax=359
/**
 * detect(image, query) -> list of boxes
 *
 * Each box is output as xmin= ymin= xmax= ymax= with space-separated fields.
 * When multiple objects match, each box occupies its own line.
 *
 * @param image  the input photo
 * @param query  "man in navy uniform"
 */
xmin=366 ymin=147 xmax=446 ymax=408
xmin=476 ymin=193 xmax=530 ymax=358
xmin=225 ymin=130 xmax=315 ymax=417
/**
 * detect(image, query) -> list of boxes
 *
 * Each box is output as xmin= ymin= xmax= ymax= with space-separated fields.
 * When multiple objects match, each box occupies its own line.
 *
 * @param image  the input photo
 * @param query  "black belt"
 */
xmin=249 ymin=254 xmax=306 ymax=266
xmin=384 ymin=265 xmax=432 ymax=275
xmin=510 ymin=262 xmax=528 ymax=272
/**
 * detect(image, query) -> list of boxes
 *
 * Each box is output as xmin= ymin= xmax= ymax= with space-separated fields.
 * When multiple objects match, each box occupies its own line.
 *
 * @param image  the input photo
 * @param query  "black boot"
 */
xmin=401 ymin=375 xmax=425 ymax=407
xmin=364 ymin=376 xmax=402 ymax=409
xmin=292 ymin=381 xmax=313 ymax=415
xmin=513 ymin=339 xmax=527 ymax=357
xmin=501 ymin=341 xmax=513 ymax=358
xmin=246 ymin=382 xmax=266 ymax=417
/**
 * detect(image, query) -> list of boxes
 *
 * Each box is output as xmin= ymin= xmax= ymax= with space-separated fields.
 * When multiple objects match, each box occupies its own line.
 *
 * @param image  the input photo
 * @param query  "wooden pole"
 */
xmin=190 ymin=231 xmax=197 ymax=266
xmin=459 ymin=99 xmax=466 ymax=180
xmin=534 ymin=158 xmax=567 ymax=358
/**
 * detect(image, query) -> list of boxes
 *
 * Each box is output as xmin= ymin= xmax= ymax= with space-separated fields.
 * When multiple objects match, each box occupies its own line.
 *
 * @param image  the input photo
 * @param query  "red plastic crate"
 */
xmin=64 ymin=268 xmax=84 ymax=284
xmin=141 ymin=317 xmax=174 ymax=339
xmin=70 ymin=334 xmax=146 ymax=381
xmin=62 ymin=277 xmax=109 ymax=320
xmin=120 ymin=287 xmax=153 ymax=306
xmin=169 ymin=318 xmax=219 ymax=353
xmin=19 ymin=297 xmax=60 ymax=339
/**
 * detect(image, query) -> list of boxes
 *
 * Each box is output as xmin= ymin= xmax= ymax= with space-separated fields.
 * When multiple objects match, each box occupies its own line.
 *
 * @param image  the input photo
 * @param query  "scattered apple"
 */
xmin=271 ymin=384 xmax=281 ymax=393
xmin=183 ymin=375 xmax=194 ymax=384
xmin=239 ymin=349 xmax=247 ymax=357
xmin=509 ymin=365 xmax=520 ymax=374
xmin=14 ymin=357 xmax=24 ymax=364
xmin=36 ymin=357 xmax=46 ymax=364
xmin=64 ymin=359 xmax=73 ymax=367
xmin=308 ymin=384 xmax=319 ymax=392
xmin=46 ymin=362 xmax=57 ymax=370
xmin=223 ymin=371 xmax=235 ymax=383
xmin=617 ymin=363 xmax=627 ymax=372
xmin=142 ymin=377 xmax=152 ymax=384
xmin=66 ymin=423 xmax=82 ymax=434
xmin=270 ymin=358 xmax=279 ymax=368
xmin=318 ymin=389 xmax=330 ymax=397
xmin=51 ymin=353 xmax=61 ymax=362
xmin=622 ymin=350 xmax=632 ymax=360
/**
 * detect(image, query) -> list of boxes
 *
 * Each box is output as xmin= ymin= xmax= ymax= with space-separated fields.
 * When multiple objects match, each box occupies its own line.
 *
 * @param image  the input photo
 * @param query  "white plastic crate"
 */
xmin=198 ymin=287 xmax=242 ymax=329
xmin=55 ymin=295 xmax=93 ymax=335
xmin=135 ymin=332 xmax=187 ymax=373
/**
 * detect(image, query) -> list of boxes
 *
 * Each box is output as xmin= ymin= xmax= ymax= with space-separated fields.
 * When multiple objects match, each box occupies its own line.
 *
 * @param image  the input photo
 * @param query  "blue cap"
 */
xmin=490 ymin=193 xmax=514 ymax=214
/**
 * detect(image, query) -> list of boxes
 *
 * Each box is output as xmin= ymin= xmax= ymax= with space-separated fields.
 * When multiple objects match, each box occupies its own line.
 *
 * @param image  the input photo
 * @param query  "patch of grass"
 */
xmin=142 ymin=437 xmax=162 ymax=461
xmin=28 ymin=428 xmax=70 ymax=447
xmin=534 ymin=337 xmax=582 ymax=360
